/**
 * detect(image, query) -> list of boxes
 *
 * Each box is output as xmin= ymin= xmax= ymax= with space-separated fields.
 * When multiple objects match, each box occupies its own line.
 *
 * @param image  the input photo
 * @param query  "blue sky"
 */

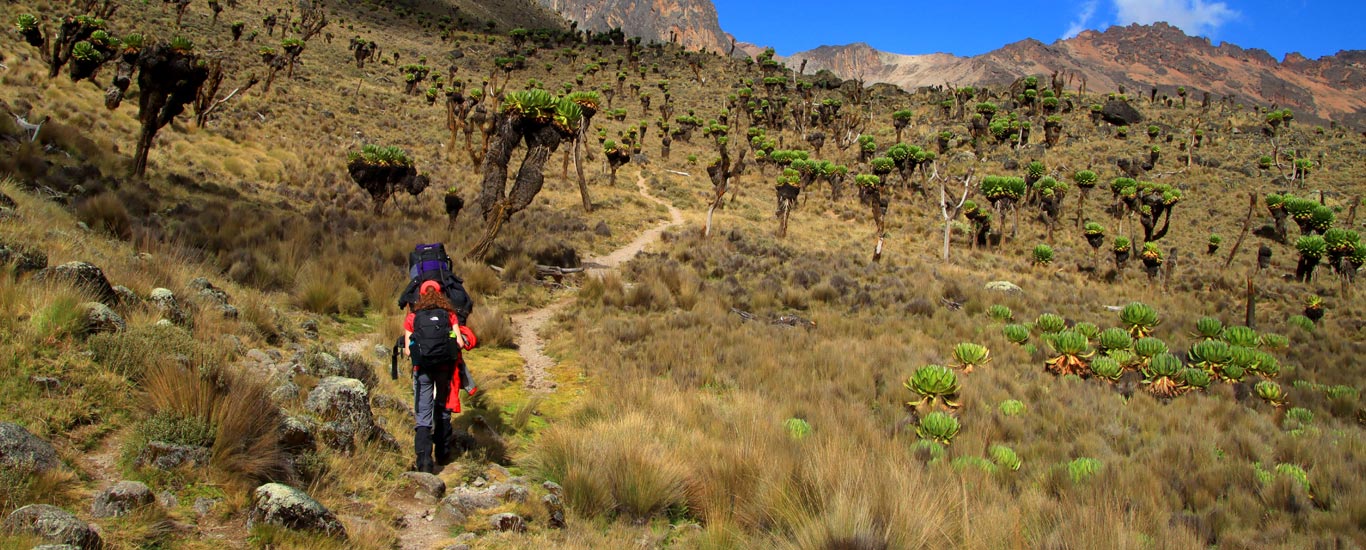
xmin=712 ymin=0 xmax=1365 ymax=61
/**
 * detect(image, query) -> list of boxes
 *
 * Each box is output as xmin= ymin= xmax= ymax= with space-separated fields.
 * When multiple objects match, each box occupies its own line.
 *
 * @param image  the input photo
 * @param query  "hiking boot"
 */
xmin=414 ymin=427 xmax=434 ymax=474
xmin=433 ymin=421 xmax=450 ymax=465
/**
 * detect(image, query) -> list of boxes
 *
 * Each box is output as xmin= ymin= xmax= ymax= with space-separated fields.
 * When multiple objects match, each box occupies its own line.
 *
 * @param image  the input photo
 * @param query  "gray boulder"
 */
xmin=318 ymin=421 xmax=356 ymax=454
xmin=248 ymin=483 xmax=346 ymax=538
xmin=985 ymin=281 xmax=1023 ymax=294
xmin=0 ymin=241 xmax=47 ymax=276
xmin=91 ymin=481 xmax=153 ymax=518
xmin=148 ymin=288 xmax=189 ymax=326
xmin=80 ymin=302 xmax=125 ymax=336
xmin=111 ymin=285 xmax=140 ymax=308
xmin=279 ymin=416 xmax=316 ymax=453
xmin=305 ymin=353 xmax=347 ymax=378
xmin=3 ymin=505 xmax=101 ymax=549
xmin=1100 ymin=99 xmax=1143 ymax=127
xmin=269 ymin=381 xmax=300 ymax=404
xmin=400 ymin=472 xmax=446 ymax=503
xmin=135 ymin=441 xmax=210 ymax=470
xmin=438 ymin=483 xmax=527 ymax=524
xmin=0 ymin=422 xmax=60 ymax=473
xmin=305 ymin=377 xmax=377 ymax=449
xmin=38 ymin=262 xmax=117 ymax=306
xmin=543 ymin=493 xmax=566 ymax=529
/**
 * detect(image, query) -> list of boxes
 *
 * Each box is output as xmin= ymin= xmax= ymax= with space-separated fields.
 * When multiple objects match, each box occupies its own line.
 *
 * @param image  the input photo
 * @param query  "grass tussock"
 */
xmin=467 ymin=305 xmax=516 ymax=349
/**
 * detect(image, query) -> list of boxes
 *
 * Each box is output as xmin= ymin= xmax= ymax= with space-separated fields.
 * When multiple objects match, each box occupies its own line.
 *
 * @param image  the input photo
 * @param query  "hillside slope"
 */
xmin=533 ymin=0 xmax=732 ymax=52
xmin=786 ymin=23 xmax=1366 ymax=127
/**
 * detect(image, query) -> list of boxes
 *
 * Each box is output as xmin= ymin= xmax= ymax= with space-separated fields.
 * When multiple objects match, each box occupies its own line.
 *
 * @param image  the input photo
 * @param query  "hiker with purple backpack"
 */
xmin=391 ymin=243 xmax=478 ymax=473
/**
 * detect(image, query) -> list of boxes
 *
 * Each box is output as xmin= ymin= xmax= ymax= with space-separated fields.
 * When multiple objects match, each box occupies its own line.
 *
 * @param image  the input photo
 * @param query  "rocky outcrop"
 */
xmin=1099 ymin=99 xmax=1143 ymax=126
xmin=0 ymin=422 xmax=60 ymax=473
xmin=80 ymin=302 xmax=125 ymax=336
xmin=248 ymin=483 xmax=347 ymax=538
xmin=149 ymin=288 xmax=190 ymax=326
xmin=91 ymin=481 xmax=154 ymax=518
xmin=535 ymin=0 xmax=732 ymax=53
xmin=304 ymin=377 xmax=391 ymax=453
xmin=3 ymin=505 xmax=102 ymax=549
xmin=135 ymin=441 xmax=211 ymax=470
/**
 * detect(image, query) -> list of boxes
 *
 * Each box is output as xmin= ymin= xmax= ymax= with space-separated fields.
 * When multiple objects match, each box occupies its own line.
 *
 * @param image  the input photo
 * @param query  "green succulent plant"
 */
xmin=1194 ymin=317 xmax=1224 ymax=339
xmin=784 ymin=418 xmax=811 ymax=440
xmin=916 ymin=412 xmax=960 ymax=445
xmin=71 ymin=41 xmax=100 ymax=62
xmin=1034 ymin=313 xmax=1066 ymax=334
xmin=1133 ymin=337 xmax=1168 ymax=359
xmin=15 ymin=13 xmax=39 ymax=32
xmin=1113 ymin=236 xmax=1131 ymax=252
xmin=1181 ymin=367 xmax=1212 ymax=390
xmin=1252 ymin=351 xmax=1280 ymax=378
xmin=989 ymin=445 xmax=1022 ymax=471
xmin=1256 ymin=380 xmax=1287 ymax=407
xmin=1119 ymin=302 xmax=1159 ymax=337
xmin=1072 ymin=322 xmax=1100 ymax=340
xmin=1084 ymin=221 xmax=1105 ymax=236
xmin=952 ymin=343 xmax=990 ymax=373
xmin=348 ymin=144 xmax=413 ymax=166
xmin=1274 ymin=463 xmax=1311 ymax=493
xmin=1189 ymin=339 xmax=1231 ymax=369
xmin=998 ymin=399 xmax=1026 ymax=416
xmin=1142 ymin=353 xmax=1185 ymax=397
xmin=987 ymin=305 xmax=1013 ymax=322
xmin=1221 ymin=326 xmax=1258 ymax=348
xmin=904 ymin=365 xmax=961 ymax=411
xmin=1287 ymin=315 xmax=1315 ymax=332
xmin=1003 ymin=324 xmax=1030 ymax=344
xmin=1074 ymin=170 xmax=1098 ymax=189
xmin=1090 ymin=356 xmax=1123 ymax=381
xmin=1045 ymin=330 xmax=1091 ymax=376
xmin=1096 ymin=328 xmax=1132 ymax=352
xmin=1032 ymin=244 xmax=1055 ymax=265
xmin=1259 ymin=332 xmax=1289 ymax=350
xmin=1106 ymin=349 xmax=1137 ymax=370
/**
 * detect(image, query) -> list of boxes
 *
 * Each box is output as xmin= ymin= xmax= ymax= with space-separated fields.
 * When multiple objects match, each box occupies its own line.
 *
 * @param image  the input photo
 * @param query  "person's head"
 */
xmin=413 ymin=280 xmax=456 ymax=313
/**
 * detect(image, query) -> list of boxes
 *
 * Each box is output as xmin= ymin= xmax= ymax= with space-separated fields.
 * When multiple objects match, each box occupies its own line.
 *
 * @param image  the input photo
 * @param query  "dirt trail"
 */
xmin=511 ymin=171 xmax=683 ymax=392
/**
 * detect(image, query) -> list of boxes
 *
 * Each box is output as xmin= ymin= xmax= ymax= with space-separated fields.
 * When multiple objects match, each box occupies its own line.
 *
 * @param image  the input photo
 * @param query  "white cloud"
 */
xmin=1063 ymin=0 xmax=1099 ymax=39
xmin=1112 ymin=0 xmax=1239 ymax=36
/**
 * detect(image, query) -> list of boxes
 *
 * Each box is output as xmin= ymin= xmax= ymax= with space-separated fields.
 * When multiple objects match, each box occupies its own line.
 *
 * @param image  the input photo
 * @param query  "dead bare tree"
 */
xmin=940 ymin=168 xmax=973 ymax=261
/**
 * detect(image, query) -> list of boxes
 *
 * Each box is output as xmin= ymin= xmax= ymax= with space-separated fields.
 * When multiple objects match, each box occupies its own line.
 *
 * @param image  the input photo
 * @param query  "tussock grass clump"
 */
xmin=467 ymin=305 xmax=516 ymax=349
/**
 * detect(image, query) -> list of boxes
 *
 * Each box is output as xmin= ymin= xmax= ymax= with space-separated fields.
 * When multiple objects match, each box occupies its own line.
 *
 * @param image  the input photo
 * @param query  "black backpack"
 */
xmin=409 ymin=308 xmax=455 ymax=368
xmin=398 ymin=243 xmax=474 ymax=324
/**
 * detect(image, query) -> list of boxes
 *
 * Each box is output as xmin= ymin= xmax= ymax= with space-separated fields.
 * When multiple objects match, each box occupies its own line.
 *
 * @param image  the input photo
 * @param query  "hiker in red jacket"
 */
xmin=403 ymin=280 xmax=477 ymax=473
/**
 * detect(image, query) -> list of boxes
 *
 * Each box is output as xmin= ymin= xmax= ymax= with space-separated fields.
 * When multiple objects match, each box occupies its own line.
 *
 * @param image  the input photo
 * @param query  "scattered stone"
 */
xmin=318 ymin=421 xmax=356 ymax=454
xmin=30 ymin=376 xmax=61 ymax=391
xmin=32 ymin=544 xmax=81 ymax=550
xmin=79 ymin=302 xmax=124 ymax=336
xmin=371 ymin=395 xmax=408 ymax=416
xmin=0 ymin=422 xmax=60 ymax=473
xmin=488 ymin=513 xmax=526 ymax=533
xmin=148 ymin=288 xmax=189 ymax=326
xmin=219 ymin=304 xmax=239 ymax=320
xmin=594 ymin=220 xmax=612 ymax=237
xmin=91 ymin=480 xmax=153 ymax=518
xmin=1100 ymin=99 xmax=1143 ymax=126
xmin=984 ymin=281 xmax=1023 ymax=294
xmin=400 ymin=472 xmax=446 ymax=503
xmin=3 ymin=504 xmax=101 ymax=549
xmin=269 ymin=381 xmax=300 ymax=404
xmin=135 ymin=441 xmax=210 ymax=470
xmin=38 ymin=262 xmax=117 ymax=306
xmin=543 ymin=493 xmax=566 ymax=529
xmin=0 ymin=190 xmax=14 ymax=209
xmin=373 ymin=344 xmax=389 ymax=359
xmin=111 ymin=285 xmax=140 ymax=307
xmin=305 ymin=352 xmax=347 ymax=378
xmin=193 ymin=497 xmax=219 ymax=516
xmin=300 ymin=319 xmax=319 ymax=339
xmin=542 ymin=480 xmax=563 ymax=497
xmin=0 ymin=242 xmax=47 ymax=276
xmin=305 ymin=377 xmax=378 ymax=449
xmin=157 ymin=490 xmax=178 ymax=509
xmin=248 ymin=483 xmax=347 ymax=538
xmin=190 ymin=277 xmax=232 ymax=306
xmin=279 ymin=416 xmax=316 ymax=453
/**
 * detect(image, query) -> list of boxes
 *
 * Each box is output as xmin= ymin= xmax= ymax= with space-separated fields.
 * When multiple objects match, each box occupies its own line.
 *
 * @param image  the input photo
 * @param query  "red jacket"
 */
xmin=404 ymin=311 xmax=478 ymax=412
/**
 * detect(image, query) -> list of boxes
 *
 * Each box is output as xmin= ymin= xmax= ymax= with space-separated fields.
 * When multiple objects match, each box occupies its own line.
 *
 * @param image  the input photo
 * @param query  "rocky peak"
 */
xmin=533 ymin=0 xmax=732 ymax=53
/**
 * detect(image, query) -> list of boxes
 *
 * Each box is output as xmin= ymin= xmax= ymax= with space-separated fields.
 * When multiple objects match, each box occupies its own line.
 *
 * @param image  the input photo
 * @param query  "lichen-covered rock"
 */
xmin=305 ymin=377 xmax=377 ymax=449
xmin=0 ymin=241 xmax=47 ymax=276
xmin=488 ymin=512 xmax=526 ymax=533
xmin=135 ymin=441 xmax=210 ymax=470
xmin=3 ymin=504 xmax=101 ymax=549
xmin=279 ymin=416 xmax=316 ymax=453
xmin=318 ymin=421 xmax=356 ymax=454
xmin=80 ymin=302 xmax=125 ymax=336
xmin=111 ymin=285 xmax=140 ymax=308
xmin=269 ymin=381 xmax=300 ymax=404
xmin=248 ymin=483 xmax=346 ymax=538
xmin=91 ymin=480 xmax=154 ymax=518
xmin=0 ymin=422 xmax=60 ymax=473
xmin=305 ymin=352 xmax=347 ymax=378
xmin=400 ymin=472 xmax=446 ymax=503
xmin=149 ymin=288 xmax=190 ymax=326
xmin=543 ymin=493 xmax=566 ymax=529
xmin=38 ymin=262 xmax=118 ymax=306
xmin=438 ymin=483 xmax=528 ymax=523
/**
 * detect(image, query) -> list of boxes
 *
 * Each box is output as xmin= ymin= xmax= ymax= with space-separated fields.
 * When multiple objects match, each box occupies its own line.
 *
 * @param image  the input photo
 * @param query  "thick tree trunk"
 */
xmin=474 ymin=115 xmax=520 ymax=222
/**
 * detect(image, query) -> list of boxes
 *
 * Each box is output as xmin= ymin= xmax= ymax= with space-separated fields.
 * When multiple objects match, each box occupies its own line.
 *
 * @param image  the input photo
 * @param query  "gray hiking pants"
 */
xmin=413 ymin=368 xmax=453 ymax=431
